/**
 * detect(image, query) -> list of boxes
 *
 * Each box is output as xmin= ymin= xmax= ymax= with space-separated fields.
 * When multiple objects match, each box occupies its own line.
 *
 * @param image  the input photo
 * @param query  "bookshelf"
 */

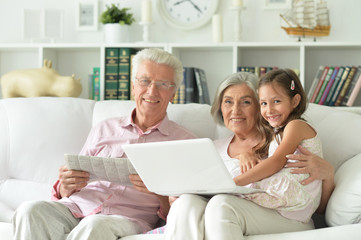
xmin=1 ymin=42 xmax=361 ymax=106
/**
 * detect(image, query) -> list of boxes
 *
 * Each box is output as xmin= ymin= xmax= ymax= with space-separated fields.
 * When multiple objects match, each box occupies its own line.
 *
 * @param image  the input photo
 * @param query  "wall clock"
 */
xmin=157 ymin=0 xmax=219 ymax=30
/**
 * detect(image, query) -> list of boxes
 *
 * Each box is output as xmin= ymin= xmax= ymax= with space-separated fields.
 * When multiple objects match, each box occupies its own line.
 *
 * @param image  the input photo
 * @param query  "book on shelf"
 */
xmin=259 ymin=66 xmax=267 ymax=77
xmin=194 ymin=68 xmax=210 ymax=104
xmin=185 ymin=67 xmax=197 ymax=103
xmin=319 ymin=67 xmax=339 ymax=105
xmin=104 ymin=48 xmax=119 ymax=100
xmin=342 ymin=66 xmax=361 ymax=106
xmin=172 ymin=88 xmax=179 ymax=104
xmin=118 ymin=48 xmax=137 ymax=100
xmin=129 ymin=54 xmax=137 ymax=100
xmin=173 ymin=67 xmax=210 ymax=105
xmin=346 ymin=66 xmax=361 ymax=106
xmin=307 ymin=66 xmax=324 ymax=101
xmin=314 ymin=66 xmax=334 ymax=104
xmin=173 ymin=69 xmax=187 ymax=104
xmin=237 ymin=66 xmax=298 ymax=78
xmin=237 ymin=66 xmax=256 ymax=74
xmin=177 ymin=76 xmax=186 ymax=104
xmin=309 ymin=66 xmax=329 ymax=103
xmin=324 ymin=67 xmax=345 ymax=106
xmin=254 ymin=66 xmax=259 ymax=76
xmin=88 ymin=74 xmax=93 ymax=100
xmin=328 ymin=66 xmax=351 ymax=106
xmin=266 ymin=67 xmax=274 ymax=73
xmin=92 ymin=67 xmax=100 ymax=101
xmin=334 ymin=66 xmax=357 ymax=106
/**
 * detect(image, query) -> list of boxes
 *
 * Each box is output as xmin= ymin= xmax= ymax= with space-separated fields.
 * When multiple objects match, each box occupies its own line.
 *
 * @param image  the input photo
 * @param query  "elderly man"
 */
xmin=13 ymin=48 xmax=196 ymax=240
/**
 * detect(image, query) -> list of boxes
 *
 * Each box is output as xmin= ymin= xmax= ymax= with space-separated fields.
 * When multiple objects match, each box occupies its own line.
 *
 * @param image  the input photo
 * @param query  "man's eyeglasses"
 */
xmin=135 ymin=77 xmax=176 ymax=90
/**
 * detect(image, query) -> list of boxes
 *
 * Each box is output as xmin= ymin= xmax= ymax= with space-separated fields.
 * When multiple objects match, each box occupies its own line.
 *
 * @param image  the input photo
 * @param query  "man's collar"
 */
xmin=121 ymin=108 xmax=170 ymax=136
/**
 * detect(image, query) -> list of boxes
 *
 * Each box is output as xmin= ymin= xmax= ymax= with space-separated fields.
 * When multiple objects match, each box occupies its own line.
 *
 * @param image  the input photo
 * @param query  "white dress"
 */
xmin=214 ymin=125 xmax=323 ymax=223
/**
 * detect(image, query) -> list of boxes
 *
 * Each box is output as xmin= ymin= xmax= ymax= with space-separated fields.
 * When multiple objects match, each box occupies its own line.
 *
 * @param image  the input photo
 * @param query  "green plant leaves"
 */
xmin=100 ymin=4 xmax=135 ymax=25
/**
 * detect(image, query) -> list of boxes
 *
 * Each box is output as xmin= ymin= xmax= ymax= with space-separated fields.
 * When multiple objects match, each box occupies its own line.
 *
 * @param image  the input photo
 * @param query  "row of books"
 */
xmin=88 ymin=67 xmax=100 ymax=101
xmin=104 ymin=48 xmax=137 ymax=100
xmin=173 ymin=67 xmax=210 ymax=104
xmin=308 ymin=66 xmax=361 ymax=106
xmin=238 ymin=66 xmax=300 ymax=77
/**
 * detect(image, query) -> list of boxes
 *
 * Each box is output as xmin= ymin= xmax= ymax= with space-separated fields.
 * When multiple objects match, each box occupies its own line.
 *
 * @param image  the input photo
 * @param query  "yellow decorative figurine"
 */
xmin=0 ymin=59 xmax=82 ymax=98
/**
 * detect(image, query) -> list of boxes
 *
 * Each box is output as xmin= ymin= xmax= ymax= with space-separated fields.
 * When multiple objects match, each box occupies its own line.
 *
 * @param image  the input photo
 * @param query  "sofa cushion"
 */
xmin=0 ymin=100 xmax=9 ymax=180
xmin=0 ymin=97 xmax=95 ymax=217
xmin=121 ymin=224 xmax=361 ymax=240
xmin=0 ymin=179 xmax=51 ymax=212
xmin=167 ymin=103 xmax=219 ymax=139
xmin=0 ymin=223 xmax=12 ymax=240
xmin=304 ymin=104 xmax=361 ymax=171
xmin=1 ymin=97 xmax=95 ymax=183
xmin=325 ymin=153 xmax=361 ymax=226
xmin=303 ymin=104 xmax=361 ymax=227
xmin=92 ymin=100 xmax=136 ymax=126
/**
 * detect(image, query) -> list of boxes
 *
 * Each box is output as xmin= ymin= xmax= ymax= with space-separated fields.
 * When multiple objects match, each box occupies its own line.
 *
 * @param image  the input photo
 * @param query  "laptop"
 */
xmin=123 ymin=138 xmax=264 ymax=196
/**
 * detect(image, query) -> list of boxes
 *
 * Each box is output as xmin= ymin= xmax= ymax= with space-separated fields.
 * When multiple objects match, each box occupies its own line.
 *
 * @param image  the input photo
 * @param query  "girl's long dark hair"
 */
xmin=258 ymin=68 xmax=308 ymax=141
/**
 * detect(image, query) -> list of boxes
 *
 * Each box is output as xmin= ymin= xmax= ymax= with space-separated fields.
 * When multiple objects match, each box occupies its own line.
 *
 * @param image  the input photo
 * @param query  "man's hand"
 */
xmin=59 ymin=165 xmax=89 ymax=198
xmin=286 ymin=145 xmax=334 ymax=185
xmin=169 ymin=196 xmax=178 ymax=206
xmin=129 ymin=174 xmax=171 ymax=217
xmin=236 ymin=151 xmax=260 ymax=174
xmin=129 ymin=174 xmax=152 ymax=194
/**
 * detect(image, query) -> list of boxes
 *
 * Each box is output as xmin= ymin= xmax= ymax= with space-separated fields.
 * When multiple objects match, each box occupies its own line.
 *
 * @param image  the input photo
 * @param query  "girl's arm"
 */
xmin=233 ymin=120 xmax=316 ymax=186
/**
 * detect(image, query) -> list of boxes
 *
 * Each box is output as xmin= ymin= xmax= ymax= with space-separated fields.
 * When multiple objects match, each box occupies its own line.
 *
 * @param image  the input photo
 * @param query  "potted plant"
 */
xmin=100 ymin=4 xmax=136 ymax=43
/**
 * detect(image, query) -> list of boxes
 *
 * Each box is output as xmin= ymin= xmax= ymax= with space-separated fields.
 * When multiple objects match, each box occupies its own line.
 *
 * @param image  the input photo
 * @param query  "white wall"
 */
xmin=0 ymin=0 xmax=360 ymax=44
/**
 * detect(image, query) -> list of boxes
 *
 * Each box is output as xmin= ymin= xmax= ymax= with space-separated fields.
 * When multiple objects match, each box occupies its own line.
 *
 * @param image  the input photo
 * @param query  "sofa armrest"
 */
xmin=325 ymin=153 xmax=361 ymax=226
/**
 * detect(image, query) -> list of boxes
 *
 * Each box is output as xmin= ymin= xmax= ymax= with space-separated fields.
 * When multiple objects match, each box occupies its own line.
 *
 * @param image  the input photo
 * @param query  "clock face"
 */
xmin=157 ymin=0 xmax=219 ymax=30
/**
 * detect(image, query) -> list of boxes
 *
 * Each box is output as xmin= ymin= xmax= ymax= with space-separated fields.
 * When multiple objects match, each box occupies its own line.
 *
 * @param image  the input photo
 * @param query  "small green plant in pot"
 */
xmin=100 ymin=4 xmax=135 ymax=25
xmin=100 ymin=4 xmax=135 ymax=43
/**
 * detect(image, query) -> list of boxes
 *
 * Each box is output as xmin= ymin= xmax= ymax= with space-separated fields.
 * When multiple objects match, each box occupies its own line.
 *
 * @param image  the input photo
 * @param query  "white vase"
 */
xmin=103 ymin=23 xmax=130 ymax=43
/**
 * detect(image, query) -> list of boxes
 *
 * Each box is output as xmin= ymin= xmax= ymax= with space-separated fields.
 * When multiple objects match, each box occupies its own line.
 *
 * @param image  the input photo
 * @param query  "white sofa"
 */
xmin=1 ymin=97 xmax=361 ymax=240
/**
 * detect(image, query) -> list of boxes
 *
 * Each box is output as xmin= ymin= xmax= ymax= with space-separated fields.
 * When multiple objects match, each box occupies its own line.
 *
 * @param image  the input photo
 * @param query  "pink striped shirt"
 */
xmin=52 ymin=109 xmax=196 ymax=232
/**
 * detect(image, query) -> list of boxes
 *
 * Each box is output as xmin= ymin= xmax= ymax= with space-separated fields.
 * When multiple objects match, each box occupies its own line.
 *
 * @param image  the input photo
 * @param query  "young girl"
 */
xmin=235 ymin=68 xmax=323 ymax=223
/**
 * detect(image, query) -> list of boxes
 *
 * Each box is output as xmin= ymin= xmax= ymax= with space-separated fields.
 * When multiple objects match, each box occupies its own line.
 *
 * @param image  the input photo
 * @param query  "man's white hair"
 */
xmin=131 ymin=48 xmax=184 ymax=88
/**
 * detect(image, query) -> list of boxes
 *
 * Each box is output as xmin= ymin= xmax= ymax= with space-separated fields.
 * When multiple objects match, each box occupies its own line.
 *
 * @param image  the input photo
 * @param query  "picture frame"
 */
xmin=23 ymin=9 xmax=64 ymax=41
xmin=44 ymin=9 xmax=64 ymax=39
xmin=264 ymin=0 xmax=292 ymax=10
xmin=76 ymin=0 xmax=98 ymax=31
xmin=23 ymin=9 xmax=42 ymax=40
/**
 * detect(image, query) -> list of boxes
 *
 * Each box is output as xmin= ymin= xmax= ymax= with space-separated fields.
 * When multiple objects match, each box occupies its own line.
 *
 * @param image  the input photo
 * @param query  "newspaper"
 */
xmin=64 ymin=154 xmax=137 ymax=185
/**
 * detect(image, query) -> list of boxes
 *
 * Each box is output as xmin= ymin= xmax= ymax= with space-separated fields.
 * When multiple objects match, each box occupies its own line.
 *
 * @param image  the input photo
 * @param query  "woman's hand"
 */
xmin=59 ymin=165 xmax=89 ymax=198
xmin=285 ymin=145 xmax=334 ymax=185
xmin=236 ymin=151 xmax=260 ymax=174
xmin=286 ymin=145 xmax=335 ymax=213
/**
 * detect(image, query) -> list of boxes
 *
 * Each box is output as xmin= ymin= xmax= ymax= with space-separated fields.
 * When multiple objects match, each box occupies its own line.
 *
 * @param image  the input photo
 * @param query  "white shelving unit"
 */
xmin=1 ymin=42 xmax=361 ymax=106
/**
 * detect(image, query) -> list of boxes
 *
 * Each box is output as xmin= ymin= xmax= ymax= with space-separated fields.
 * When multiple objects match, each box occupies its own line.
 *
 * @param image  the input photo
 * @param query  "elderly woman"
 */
xmin=164 ymin=72 xmax=335 ymax=240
